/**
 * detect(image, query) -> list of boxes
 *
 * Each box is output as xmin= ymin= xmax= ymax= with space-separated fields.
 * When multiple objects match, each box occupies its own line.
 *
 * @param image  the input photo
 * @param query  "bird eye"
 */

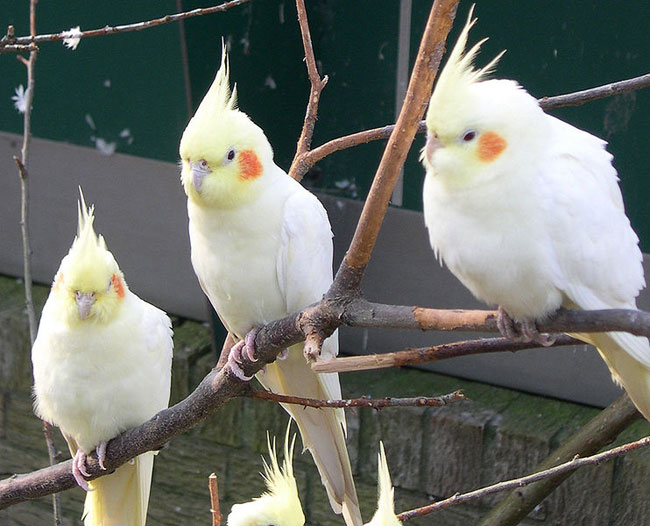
xmin=225 ymin=149 xmax=236 ymax=162
xmin=462 ymin=130 xmax=477 ymax=142
xmin=199 ymin=159 xmax=209 ymax=170
xmin=107 ymin=278 xmax=112 ymax=291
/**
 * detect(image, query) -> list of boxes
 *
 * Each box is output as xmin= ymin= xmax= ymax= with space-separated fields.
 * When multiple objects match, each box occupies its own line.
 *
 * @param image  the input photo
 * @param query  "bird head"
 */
xmin=179 ymin=43 xmax=274 ymax=210
xmin=365 ymin=442 xmax=402 ymax=526
xmin=422 ymin=6 xmax=545 ymax=189
xmin=51 ymin=190 xmax=127 ymax=326
xmin=227 ymin=426 xmax=305 ymax=526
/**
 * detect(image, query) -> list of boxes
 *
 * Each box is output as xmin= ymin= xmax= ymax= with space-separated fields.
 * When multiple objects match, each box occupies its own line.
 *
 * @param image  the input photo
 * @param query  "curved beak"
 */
xmin=75 ymin=291 xmax=96 ymax=320
xmin=425 ymin=132 xmax=443 ymax=164
xmin=190 ymin=163 xmax=207 ymax=194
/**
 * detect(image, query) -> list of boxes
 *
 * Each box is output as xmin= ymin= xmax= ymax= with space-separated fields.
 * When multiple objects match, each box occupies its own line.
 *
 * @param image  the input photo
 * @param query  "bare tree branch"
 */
xmin=247 ymin=389 xmax=467 ymax=409
xmin=397 ymin=434 xmax=650 ymax=522
xmin=539 ymin=72 xmax=650 ymax=109
xmin=288 ymin=0 xmax=329 ymax=181
xmin=3 ymin=296 xmax=649 ymax=509
xmin=11 ymin=1 xmax=63 ymax=523
xmin=477 ymin=394 xmax=640 ymax=526
xmin=293 ymin=71 xmax=650 ymax=174
xmin=0 ymin=0 xmax=251 ymax=53
xmin=311 ymin=335 xmax=579 ymax=374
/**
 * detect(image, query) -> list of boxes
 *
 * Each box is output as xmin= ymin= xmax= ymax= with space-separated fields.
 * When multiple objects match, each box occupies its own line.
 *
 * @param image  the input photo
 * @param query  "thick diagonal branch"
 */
xmin=3 ymin=298 xmax=650 ymax=508
xmin=337 ymin=0 xmax=459 ymax=285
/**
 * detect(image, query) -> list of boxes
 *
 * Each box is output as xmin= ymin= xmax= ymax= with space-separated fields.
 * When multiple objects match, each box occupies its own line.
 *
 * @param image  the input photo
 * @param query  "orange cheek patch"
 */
xmin=478 ymin=131 xmax=507 ymax=162
xmin=111 ymin=274 xmax=125 ymax=298
xmin=238 ymin=150 xmax=263 ymax=180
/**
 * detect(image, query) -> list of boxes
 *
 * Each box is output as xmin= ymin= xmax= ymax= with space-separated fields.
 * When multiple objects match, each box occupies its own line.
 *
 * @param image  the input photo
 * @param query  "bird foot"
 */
xmin=227 ymin=329 xmax=258 ymax=381
xmin=497 ymin=306 xmax=557 ymax=347
xmin=72 ymin=450 xmax=92 ymax=491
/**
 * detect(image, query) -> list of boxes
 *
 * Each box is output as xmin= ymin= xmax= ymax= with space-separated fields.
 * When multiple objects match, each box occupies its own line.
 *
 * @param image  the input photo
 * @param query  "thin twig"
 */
xmin=312 ymin=335 xmax=578 ymax=374
xmin=287 ymin=0 xmax=328 ymax=181
xmin=539 ymin=72 xmax=650 ymax=109
xmin=247 ymin=389 xmax=466 ymax=409
xmin=1 ymin=0 xmax=250 ymax=52
xmin=294 ymin=72 xmax=650 ymax=176
xmin=397 ymin=435 xmax=650 ymax=521
xmin=209 ymin=473 xmax=221 ymax=526
xmin=15 ymin=2 xmax=62 ymax=523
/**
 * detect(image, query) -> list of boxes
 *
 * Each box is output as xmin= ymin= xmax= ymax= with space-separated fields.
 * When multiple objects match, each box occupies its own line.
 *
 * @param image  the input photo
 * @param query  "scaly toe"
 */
xmin=244 ymin=329 xmax=259 ymax=362
xmin=72 ymin=451 xmax=91 ymax=491
xmin=96 ymin=442 xmax=107 ymax=471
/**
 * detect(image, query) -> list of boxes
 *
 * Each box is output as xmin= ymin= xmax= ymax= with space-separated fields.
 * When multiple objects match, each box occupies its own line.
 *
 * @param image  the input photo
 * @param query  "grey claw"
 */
xmin=96 ymin=442 xmax=107 ymax=471
xmin=229 ymin=359 xmax=254 ymax=381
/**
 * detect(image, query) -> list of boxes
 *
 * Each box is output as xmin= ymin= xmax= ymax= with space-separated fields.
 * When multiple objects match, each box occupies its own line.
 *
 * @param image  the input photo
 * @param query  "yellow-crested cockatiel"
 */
xmin=31 ymin=191 xmax=173 ymax=526
xmin=365 ymin=442 xmax=402 ymax=526
xmin=178 ymin=48 xmax=362 ymax=525
xmin=227 ymin=422 xmax=305 ymax=526
xmin=421 ymin=7 xmax=650 ymax=419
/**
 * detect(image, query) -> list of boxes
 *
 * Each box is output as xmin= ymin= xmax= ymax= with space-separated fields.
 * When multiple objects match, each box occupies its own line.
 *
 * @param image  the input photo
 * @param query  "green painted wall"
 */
xmin=1 ymin=1 xmax=649 ymax=248
xmin=0 ymin=2 xmax=188 ymax=162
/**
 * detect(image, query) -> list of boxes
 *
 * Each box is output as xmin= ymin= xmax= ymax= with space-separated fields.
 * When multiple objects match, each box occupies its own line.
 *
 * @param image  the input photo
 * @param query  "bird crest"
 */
xmin=367 ymin=442 xmax=401 ymax=526
xmin=428 ymin=5 xmax=504 ymax=115
xmin=261 ymin=427 xmax=300 ymax=505
xmin=63 ymin=189 xmax=118 ymax=292
xmin=195 ymin=41 xmax=238 ymax=120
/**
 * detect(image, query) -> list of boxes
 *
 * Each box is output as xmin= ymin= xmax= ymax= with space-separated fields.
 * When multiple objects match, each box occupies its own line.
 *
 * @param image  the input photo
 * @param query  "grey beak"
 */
xmin=75 ymin=291 xmax=96 ymax=320
xmin=192 ymin=169 xmax=206 ymax=193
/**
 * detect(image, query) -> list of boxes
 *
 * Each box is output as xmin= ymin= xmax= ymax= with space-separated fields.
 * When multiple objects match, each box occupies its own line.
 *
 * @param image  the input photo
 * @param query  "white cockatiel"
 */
xmin=227 ymin=423 xmax=305 ymax=526
xmin=31 ymin=191 xmax=173 ymax=526
xmin=178 ymin=49 xmax=362 ymax=525
xmin=421 ymin=7 xmax=650 ymax=419
xmin=365 ymin=442 xmax=402 ymax=526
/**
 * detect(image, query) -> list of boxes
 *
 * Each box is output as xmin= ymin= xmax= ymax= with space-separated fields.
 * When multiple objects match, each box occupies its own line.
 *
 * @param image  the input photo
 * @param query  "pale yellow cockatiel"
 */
xmin=421 ymin=7 xmax=650 ymax=420
xmin=178 ymin=48 xmax=362 ymax=525
xmin=227 ymin=422 xmax=305 ymax=526
xmin=31 ymin=191 xmax=173 ymax=526
xmin=365 ymin=442 xmax=402 ymax=526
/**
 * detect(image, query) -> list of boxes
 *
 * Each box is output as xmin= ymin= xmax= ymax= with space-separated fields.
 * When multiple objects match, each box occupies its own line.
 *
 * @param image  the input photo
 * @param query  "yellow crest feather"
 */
xmin=195 ymin=40 xmax=238 ymax=118
xmin=366 ymin=442 xmax=402 ymax=526
xmin=63 ymin=188 xmax=119 ymax=293
xmin=262 ymin=425 xmax=299 ymax=502
xmin=427 ymin=5 xmax=505 ymax=125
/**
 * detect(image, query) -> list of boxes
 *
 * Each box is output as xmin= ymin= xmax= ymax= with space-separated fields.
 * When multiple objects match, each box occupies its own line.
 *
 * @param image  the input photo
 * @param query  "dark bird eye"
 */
xmin=462 ymin=130 xmax=477 ymax=142
xmin=227 ymin=149 xmax=236 ymax=161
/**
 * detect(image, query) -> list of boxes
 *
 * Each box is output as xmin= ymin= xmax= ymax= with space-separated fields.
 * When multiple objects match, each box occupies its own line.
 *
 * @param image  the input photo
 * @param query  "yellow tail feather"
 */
xmin=82 ymin=453 xmax=154 ymax=526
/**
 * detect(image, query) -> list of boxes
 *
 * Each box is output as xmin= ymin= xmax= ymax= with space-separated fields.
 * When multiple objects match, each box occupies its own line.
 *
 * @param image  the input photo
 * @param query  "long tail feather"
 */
xmin=82 ymin=452 xmax=155 ymax=526
xmin=257 ymin=343 xmax=362 ymax=526
xmin=571 ymin=331 xmax=650 ymax=420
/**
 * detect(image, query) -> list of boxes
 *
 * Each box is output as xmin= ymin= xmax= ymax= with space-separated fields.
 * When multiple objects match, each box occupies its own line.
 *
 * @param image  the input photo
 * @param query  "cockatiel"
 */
xmin=227 ymin=423 xmax=305 ymax=526
xmin=421 ymin=7 xmax=650 ymax=420
xmin=31 ymin=191 xmax=173 ymax=526
xmin=365 ymin=442 xmax=402 ymax=526
xmin=178 ymin=48 xmax=362 ymax=525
